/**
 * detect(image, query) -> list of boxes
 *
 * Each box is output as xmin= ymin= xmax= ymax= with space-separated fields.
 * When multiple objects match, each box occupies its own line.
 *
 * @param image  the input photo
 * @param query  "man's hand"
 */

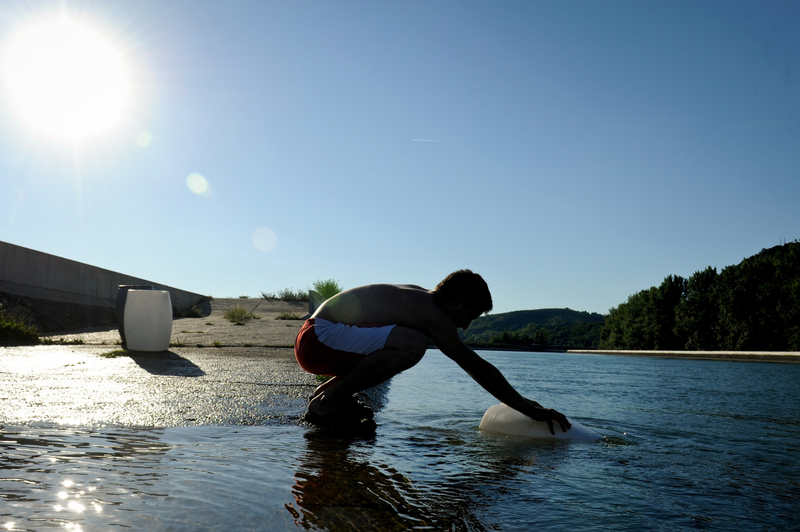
xmin=524 ymin=400 xmax=571 ymax=435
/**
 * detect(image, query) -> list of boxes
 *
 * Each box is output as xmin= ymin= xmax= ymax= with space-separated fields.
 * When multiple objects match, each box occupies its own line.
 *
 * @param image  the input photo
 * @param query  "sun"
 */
xmin=4 ymin=18 xmax=129 ymax=141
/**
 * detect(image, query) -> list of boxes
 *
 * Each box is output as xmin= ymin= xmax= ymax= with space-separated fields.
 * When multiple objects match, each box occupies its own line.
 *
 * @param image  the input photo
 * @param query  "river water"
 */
xmin=2 ymin=350 xmax=798 ymax=531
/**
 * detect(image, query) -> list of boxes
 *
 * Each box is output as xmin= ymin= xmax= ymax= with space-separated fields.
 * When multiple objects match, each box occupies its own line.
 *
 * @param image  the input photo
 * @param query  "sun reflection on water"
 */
xmin=67 ymin=501 xmax=85 ymax=513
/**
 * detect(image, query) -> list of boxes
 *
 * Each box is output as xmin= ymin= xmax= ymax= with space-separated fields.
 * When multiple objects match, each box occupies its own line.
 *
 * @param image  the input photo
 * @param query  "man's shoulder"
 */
xmin=353 ymin=283 xmax=429 ymax=297
xmin=362 ymin=282 xmax=425 ymax=290
xmin=362 ymin=284 xmax=440 ymax=314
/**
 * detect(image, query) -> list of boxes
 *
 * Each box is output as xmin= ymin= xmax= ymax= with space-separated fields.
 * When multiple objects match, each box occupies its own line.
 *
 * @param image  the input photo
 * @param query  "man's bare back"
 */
xmin=314 ymin=284 xmax=461 ymax=331
xmin=295 ymin=271 xmax=571 ymax=435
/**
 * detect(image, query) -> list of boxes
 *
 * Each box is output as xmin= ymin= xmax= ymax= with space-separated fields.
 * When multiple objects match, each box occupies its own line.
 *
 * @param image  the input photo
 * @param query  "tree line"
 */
xmin=459 ymin=242 xmax=798 ymax=352
xmin=599 ymin=242 xmax=800 ymax=351
xmin=463 ymin=322 xmax=606 ymax=349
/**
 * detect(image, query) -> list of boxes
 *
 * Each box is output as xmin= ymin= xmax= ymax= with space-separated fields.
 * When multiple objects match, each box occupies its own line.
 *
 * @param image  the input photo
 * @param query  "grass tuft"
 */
xmin=40 ymin=337 xmax=84 ymax=345
xmin=100 ymin=349 xmax=127 ymax=358
xmin=276 ymin=312 xmax=302 ymax=320
xmin=261 ymin=288 xmax=309 ymax=302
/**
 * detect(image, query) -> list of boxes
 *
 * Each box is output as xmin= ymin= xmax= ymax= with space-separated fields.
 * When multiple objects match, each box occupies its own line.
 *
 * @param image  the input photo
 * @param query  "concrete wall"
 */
xmin=0 ymin=240 xmax=206 ymax=314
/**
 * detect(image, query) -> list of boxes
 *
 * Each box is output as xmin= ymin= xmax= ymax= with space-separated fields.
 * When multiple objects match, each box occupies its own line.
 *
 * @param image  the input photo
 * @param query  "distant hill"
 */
xmin=465 ymin=308 xmax=604 ymax=335
xmin=460 ymin=308 xmax=605 ymax=349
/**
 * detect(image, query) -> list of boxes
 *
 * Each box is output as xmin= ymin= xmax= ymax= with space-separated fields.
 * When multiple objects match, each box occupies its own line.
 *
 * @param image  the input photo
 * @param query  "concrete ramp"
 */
xmin=0 ymin=240 xmax=208 ymax=332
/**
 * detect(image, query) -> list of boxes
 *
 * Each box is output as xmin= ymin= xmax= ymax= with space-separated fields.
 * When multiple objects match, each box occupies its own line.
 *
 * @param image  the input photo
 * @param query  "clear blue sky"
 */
xmin=1 ymin=0 xmax=798 ymax=315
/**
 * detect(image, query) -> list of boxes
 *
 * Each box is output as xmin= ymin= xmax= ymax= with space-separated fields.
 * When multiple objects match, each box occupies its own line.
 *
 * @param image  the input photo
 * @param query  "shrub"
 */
xmin=312 ymin=279 xmax=343 ymax=301
xmin=223 ymin=305 xmax=249 ymax=325
xmin=0 ymin=309 xmax=39 ymax=346
xmin=183 ymin=305 xmax=203 ymax=318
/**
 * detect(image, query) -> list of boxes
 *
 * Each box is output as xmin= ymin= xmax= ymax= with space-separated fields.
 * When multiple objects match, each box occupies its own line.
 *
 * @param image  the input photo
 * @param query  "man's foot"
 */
xmin=307 ymin=393 xmax=374 ymax=420
xmin=302 ymin=410 xmax=377 ymax=432
xmin=303 ymin=395 xmax=377 ymax=433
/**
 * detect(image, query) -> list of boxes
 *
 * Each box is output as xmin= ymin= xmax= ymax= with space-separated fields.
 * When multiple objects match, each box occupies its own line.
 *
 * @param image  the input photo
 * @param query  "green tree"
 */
xmin=675 ymin=267 xmax=719 ymax=350
xmin=599 ymin=288 xmax=653 ymax=349
xmin=773 ymin=242 xmax=800 ymax=350
xmin=651 ymin=275 xmax=686 ymax=349
xmin=716 ymin=246 xmax=798 ymax=351
xmin=599 ymin=275 xmax=685 ymax=350
xmin=532 ymin=328 xmax=551 ymax=346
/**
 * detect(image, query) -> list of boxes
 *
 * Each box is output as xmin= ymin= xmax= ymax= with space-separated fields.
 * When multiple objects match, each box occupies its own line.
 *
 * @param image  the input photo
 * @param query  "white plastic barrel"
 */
xmin=479 ymin=404 xmax=602 ymax=443
xmin=123 ymin=290 xmax=173 ymax=352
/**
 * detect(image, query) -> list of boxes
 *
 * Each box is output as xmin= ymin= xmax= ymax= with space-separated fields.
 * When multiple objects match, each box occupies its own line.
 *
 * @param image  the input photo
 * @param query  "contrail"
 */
xmin=411 ymin=139 xmax=447 ymax=142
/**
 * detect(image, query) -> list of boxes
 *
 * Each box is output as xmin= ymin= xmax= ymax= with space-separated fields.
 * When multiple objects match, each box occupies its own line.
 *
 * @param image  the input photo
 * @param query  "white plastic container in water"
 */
xmin=123 ymin=290 xmax=173 ymax=352
xmin=479 ymin=404 xmax=602 ymax=443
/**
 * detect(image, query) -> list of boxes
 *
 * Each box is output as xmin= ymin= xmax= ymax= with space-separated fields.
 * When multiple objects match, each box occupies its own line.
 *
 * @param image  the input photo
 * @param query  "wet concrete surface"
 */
xmin=1 ymin=298 xmax=319 ymax=427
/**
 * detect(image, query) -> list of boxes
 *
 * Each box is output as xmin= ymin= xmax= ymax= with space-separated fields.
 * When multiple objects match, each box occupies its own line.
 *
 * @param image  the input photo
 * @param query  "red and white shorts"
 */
xmin=294 ymin=318 xmax=396 ymax=376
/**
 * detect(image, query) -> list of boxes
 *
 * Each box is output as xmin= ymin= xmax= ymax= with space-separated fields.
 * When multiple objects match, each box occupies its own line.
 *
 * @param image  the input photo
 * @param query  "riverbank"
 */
xmin=469 ymin=345 xmax=800 ymax=363
xmin=566 ymin=349 xmax=800 ymax=364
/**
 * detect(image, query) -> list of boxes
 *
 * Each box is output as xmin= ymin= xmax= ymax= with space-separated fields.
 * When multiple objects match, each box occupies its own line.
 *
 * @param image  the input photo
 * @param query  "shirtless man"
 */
xmin=294 ymin=269 xmax=571 ymax=434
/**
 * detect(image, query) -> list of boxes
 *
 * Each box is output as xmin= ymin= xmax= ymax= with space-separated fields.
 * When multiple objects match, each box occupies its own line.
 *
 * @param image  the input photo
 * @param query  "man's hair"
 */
xmin=434 ymin=269 xmax=493 ymax=313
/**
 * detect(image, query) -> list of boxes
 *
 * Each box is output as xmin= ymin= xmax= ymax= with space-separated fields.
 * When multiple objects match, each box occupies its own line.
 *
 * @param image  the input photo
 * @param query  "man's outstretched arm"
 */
xmin=432 ymin=330 xmax=571 ymax=434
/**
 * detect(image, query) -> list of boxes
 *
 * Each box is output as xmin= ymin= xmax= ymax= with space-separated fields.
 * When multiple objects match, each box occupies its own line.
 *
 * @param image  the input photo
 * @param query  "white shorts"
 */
xmin=314 ymin=318 xmax=396 ymax=354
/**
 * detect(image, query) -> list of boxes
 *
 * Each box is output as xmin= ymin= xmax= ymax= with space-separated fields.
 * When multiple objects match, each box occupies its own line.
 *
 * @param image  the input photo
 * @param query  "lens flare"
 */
xmin=186 ymin=173 xmax=210 ymax=196
xmin=252 ymin=227 xmax=277 ymax=252
xmin=135 ymin=130 xmax=152 ymax=147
